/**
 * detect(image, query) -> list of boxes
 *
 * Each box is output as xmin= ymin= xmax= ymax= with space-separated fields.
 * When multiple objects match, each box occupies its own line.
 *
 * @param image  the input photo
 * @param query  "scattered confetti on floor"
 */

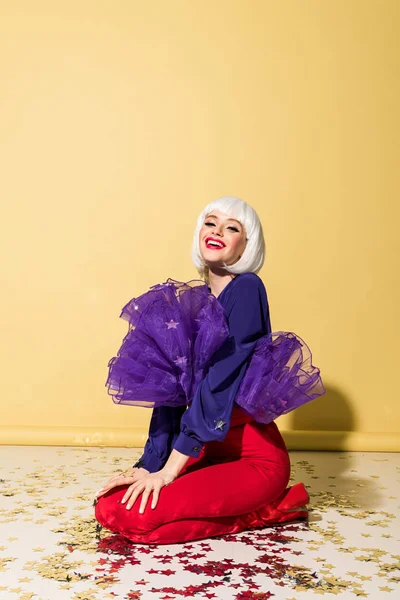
xmin=0 ymin=446 xmax=399 ymax=599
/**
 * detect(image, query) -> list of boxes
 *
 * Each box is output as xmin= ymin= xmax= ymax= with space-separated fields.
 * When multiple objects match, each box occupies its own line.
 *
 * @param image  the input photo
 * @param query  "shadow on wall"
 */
xmin=289 ymin=388 xmax=386 ymax=511
xmin=290 ymin=385 xmax=356 ymax=442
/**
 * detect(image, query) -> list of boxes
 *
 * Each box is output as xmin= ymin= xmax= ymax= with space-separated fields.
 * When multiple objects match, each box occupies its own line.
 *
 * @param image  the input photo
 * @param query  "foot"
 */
xmin=253 ymin=483 xmax=310 ymax=526
xmin=276 ymin=482 xmax=309 ymax=512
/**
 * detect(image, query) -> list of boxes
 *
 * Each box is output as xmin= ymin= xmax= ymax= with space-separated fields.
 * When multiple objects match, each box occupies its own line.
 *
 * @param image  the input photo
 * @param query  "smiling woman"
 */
xmin=95 ymin=196 xmax=325 ymax=544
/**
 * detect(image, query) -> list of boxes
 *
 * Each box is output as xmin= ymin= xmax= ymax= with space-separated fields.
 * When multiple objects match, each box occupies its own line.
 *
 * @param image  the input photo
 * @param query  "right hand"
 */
xmin=95 ymin=467 xmax=149 ymax=499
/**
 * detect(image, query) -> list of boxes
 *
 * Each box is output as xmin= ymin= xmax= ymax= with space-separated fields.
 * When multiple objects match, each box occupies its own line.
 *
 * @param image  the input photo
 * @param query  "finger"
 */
xmin=138 ymin=488 xmax=152 ymax=514
xmin=109 ymin=469 xmax=136 ymax=484
xmin=126 ymin=484 xmax=145 ymax=510
xmin=97 ymin=476 xmax=117 ymax=493
xmin=104 ymin=472 xmax=129 ymax=486
xmin=97 ymin=473 xmax=127 ymax=492
xmin=121 ymin=479 xmax=143 ymax=503
xmin=98 ymin=476 xmax=121 ymax=492
xmin=121 ymin=483 xmax=139 ymax=505
xmin=96 ymin=476 xmax=135 ymax=497
xmin=151 ymin=486 xmax=160 ymax=510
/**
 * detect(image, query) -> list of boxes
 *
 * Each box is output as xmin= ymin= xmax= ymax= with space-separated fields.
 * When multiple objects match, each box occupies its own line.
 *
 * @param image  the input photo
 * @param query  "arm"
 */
xmin=109 ymin=275 xmax=270 ymax=513
xmin=172 ymin=274 xmax=270 ymax=461
xmin=95 ymin=404 xmax=186 ymax=498
xmin=133 ymin=404 xmax=187 ymax=472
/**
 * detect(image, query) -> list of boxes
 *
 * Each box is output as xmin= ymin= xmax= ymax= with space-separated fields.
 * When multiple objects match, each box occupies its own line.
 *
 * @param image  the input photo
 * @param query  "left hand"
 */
xmin=95 ymin=467 xmax=149 ymax=499
xmin=121 ymin=468 xmax=176 ymax=513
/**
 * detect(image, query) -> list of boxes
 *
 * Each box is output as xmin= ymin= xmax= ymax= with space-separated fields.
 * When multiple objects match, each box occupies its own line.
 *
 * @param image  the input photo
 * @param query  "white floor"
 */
xmin=0 ymin=446 xmax=399 ymax=600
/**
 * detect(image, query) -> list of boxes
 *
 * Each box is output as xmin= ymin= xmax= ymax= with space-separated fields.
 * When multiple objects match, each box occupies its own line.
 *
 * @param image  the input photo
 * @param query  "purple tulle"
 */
xmin=106 ymin=278 xmax=326 ymax=422
xmin=235 ymin=332 xmax=326 ymax=423
xmin=106 ymin=279 xmax=229 ymax=407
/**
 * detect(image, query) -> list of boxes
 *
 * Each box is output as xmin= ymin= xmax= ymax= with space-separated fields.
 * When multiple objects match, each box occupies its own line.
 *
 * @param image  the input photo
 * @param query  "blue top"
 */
xmin=133 ymin=272 xmax=271 ymax=472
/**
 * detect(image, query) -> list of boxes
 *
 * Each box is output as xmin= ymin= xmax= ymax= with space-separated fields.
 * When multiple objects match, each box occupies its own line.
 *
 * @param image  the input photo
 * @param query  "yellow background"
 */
xmin=1 ymin=1 xmax=399 ymax=451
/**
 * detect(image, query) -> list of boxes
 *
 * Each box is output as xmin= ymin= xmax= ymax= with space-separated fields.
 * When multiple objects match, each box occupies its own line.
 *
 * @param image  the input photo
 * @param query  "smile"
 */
xmin=205 ymin=237 xmax=226 ymax=250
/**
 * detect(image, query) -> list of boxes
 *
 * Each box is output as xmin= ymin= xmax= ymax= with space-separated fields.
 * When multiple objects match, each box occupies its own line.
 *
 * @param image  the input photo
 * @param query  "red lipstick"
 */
xmin=205 ymin=237 xmax=226 ymax=250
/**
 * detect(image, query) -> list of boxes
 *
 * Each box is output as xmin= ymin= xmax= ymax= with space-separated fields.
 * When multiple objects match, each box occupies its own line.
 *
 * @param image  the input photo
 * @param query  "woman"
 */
xmin=94 ymin=196 xmax=325 ymax=544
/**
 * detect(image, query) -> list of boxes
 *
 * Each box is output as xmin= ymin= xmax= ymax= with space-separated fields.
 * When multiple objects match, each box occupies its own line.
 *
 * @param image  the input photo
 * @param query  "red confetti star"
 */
xmin=159 ymin=569 xmax=175 ymax=576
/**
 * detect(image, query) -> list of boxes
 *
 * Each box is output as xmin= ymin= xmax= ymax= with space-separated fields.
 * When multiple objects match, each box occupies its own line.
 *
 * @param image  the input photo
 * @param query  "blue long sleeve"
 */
xmin=173 ymin=272 xmax=271 ymax=457
xmin=134 ymin=273 xmax=271 ymax=469
xmin=133 ymin=405 xmax=186 ymax=472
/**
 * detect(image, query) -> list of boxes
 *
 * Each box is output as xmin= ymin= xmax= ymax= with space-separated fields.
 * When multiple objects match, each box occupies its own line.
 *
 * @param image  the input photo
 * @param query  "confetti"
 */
xmin=0 ymin=447 xmax=398 ymax=598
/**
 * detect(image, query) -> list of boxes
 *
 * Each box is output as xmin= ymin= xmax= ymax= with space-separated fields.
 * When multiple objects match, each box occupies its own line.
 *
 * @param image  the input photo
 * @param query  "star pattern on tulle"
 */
xmin=214 ymin=419 xmax=226 ymax=431
xmin=174 ymin=356 xmax=188 ymax=367
xmin=165 ymin=320 xmax=179 ymax=329
xmin=133 ymin=304 xmax=139 ymax=311
xmin=150 ymin=281 xmax=174 ymax=291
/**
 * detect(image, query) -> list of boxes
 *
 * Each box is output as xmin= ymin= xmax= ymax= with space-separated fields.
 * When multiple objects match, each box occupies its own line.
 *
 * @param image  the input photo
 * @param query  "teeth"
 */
xmin=206 ymin=240 xmax=224 ymax=247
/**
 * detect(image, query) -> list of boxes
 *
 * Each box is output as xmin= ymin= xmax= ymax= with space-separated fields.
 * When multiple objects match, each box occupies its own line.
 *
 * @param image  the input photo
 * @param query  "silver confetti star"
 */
xmin=174 ymin=356 xmax=188 ymax=367
xmin=165 ymin=319 xmax=179 ymax=329
xmin=214 ymin=419 xmax=226 ymax=431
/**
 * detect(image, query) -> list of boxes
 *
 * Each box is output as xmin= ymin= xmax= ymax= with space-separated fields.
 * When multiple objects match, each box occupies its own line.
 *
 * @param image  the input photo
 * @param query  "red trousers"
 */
xmin=95 ymin=408 xmax=309 ymax=544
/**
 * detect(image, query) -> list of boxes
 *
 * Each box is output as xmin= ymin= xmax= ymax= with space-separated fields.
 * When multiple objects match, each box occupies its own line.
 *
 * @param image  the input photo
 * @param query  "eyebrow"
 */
xmin=205 ymin=214 xmax=242 ymax=226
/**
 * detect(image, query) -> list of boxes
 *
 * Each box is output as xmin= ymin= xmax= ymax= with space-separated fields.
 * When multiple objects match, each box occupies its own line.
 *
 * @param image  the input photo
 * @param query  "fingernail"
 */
xmin=126 ymin=505 xmax=131 ymax=510
xmin=139 ymin=509 xmax=143 ymax=514
xmin=121 ymin=498 xmax=126 ymax=504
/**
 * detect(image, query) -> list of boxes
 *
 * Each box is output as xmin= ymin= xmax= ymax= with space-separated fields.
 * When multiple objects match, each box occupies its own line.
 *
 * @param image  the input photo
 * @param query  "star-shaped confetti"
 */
xmin=174 ymin=356 xmax=188 ymax=367
xmin=0 ymin=445 xmax=398 ymax=599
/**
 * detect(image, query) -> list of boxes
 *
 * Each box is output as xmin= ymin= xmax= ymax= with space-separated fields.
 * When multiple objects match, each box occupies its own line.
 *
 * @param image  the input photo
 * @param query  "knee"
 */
xmin=95 ymin=489 xmax=159 ymax=536
xmin=95 ymin=496 xmax=113 ymax=530
xmin=120 ymin=500 xmax=162 ymax=534
xmin=94 ymin=487 xmax=125 ymax=531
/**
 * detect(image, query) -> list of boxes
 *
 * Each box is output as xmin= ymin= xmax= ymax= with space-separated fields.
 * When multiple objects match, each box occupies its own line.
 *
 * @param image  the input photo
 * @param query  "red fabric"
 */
xmin=95 ymin=407 xmax=309 ymax=544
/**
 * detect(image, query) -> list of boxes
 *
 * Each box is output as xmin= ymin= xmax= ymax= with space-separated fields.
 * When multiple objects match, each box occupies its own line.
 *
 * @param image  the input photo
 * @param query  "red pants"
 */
xmin=95 ymin=408 xmax=309 ymax=544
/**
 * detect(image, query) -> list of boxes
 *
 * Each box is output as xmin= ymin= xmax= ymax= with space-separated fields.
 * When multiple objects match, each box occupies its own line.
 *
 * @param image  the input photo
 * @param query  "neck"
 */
xmin=205 ymin=266 xmax=236 ymax=298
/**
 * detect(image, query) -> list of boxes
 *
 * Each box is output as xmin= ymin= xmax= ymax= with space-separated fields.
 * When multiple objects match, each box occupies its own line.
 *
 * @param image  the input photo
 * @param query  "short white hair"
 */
xmin=191 ymin=196 xmax=265 ymax=280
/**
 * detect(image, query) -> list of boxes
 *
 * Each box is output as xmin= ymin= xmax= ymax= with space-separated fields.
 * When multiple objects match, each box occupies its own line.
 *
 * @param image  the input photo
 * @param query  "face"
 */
xmin=199 ymin=209 xmax=247 ymax=267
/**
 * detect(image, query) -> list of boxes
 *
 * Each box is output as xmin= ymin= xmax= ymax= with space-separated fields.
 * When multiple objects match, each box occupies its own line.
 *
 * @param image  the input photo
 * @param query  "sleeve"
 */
xmin=133 ymin=404 xmax=186 ymax=472
xmin=173 ymin=275 xmax=270 ymax=458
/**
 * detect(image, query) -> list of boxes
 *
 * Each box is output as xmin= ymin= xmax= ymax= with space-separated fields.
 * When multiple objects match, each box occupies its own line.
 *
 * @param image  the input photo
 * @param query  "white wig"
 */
xmin=191 ymin=196 xmax=265 ymax=281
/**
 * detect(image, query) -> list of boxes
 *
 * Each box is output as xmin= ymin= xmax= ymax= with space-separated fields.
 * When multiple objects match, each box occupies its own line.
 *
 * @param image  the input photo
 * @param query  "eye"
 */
xmin=204 ymin=222 xmax=240 ymax=233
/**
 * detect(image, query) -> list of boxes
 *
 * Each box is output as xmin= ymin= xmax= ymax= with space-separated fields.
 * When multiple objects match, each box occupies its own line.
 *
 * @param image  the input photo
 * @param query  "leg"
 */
xmin=95 ymin=420 xmax=305 ymax=543
xmin=94 ymin=448 xmax=212 ymax=534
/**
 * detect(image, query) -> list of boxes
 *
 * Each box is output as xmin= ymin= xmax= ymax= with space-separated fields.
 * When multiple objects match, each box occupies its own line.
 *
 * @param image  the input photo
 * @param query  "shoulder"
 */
xmin=229 ymin=273 xmax=268 ymax=307
xmin=234 ymin=272 xmax=266 ymax=294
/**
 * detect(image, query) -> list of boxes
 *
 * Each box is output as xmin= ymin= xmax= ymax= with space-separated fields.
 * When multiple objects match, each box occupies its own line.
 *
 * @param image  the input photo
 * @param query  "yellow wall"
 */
xmin=1 ymin=1 xmax=399 ymax=451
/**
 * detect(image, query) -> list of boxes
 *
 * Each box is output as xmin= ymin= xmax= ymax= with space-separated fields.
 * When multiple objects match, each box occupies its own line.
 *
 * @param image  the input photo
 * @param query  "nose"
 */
xmin=211 ymin=228 xmax=223 ymax=237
